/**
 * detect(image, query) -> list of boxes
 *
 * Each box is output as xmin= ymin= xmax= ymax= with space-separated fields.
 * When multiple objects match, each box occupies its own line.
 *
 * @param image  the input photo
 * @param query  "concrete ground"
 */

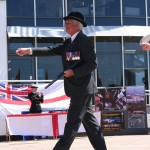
xmin=1 ymin=134 xmax=150 ymax=150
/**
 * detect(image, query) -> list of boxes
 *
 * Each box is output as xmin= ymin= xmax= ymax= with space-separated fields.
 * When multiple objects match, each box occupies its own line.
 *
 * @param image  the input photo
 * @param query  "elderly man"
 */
xmin=16 ymin=11 xmax=107 ymax=150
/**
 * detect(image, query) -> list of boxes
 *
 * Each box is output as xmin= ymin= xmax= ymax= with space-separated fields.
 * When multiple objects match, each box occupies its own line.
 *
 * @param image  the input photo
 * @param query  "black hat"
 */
xmin=30 ymin=85 xmax=38 ymax=88
xmin=63 ymin=11 xmax=87 ymax=27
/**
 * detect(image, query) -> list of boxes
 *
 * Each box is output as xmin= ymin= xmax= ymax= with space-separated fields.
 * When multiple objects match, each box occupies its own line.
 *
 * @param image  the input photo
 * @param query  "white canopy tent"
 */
xmin=7 ymin=25 xmax=150 ymax=37
xmin=7 ymin=26 xmax=65 ymax=38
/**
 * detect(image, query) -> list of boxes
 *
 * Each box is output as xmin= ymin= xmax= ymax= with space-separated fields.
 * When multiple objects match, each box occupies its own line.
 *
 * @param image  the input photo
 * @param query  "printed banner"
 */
xmin=101 ymin=112 xmax=125 ymax=131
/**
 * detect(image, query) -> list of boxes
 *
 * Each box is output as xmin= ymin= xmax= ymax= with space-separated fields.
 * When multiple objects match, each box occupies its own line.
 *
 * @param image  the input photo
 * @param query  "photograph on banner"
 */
xmin=128 ymin=114 xmax=145 ymax=128
xmin=96 ymin=87 xmax=127 ymax=110
xmin=126 ymin=86 xmax=146 ymax=128
xmin=101 ymin=112 xmax=125 ymax=131
xmin=126 ymin=86 xmax=146 ymax=114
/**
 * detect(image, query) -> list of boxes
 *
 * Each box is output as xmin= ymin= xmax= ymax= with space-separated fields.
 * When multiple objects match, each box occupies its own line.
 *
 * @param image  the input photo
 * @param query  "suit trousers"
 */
xmin=53 ymin=94 xmax=107 ymax=150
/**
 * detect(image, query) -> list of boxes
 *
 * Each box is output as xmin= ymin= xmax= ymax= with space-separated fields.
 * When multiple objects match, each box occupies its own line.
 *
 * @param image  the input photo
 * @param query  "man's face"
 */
xmin=64 ymin=19 xmax=78 ymax=35
xmin=32 ymin=88 xmax=37 ymax=92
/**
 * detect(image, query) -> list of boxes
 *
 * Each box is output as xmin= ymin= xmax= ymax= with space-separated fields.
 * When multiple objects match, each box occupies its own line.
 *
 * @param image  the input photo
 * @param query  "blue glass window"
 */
xmin=123 ymin=18 xmax=146 ymax=25
xmin=122 ymin=0 xmax=145 ymax=17
xmin=95 ymin=0 xmax=120 ymax=16
xmin=124 ymin=37 xmax=147 ymax=68
xmin=7 ymin=0 xmax=34 ymax=26
xmin=96 ymin=37 xmax=122 ymax=87
xmin=8 ymin=57 xmax=33 ymax=81
xmin=148 ymin=19 xmax=150 ymax=26
xmin=36 ymin=0 xmax=63 ymax=27
xmin=37 ymin=37 xmax=63 ymax=80
xmin=8 ymin=38 xmax=34 ymax=54
xmin=125 ymin=69 xmax=148 ymax=87
xmin=95 ymin=0 xmax=121 ymax=26
xmin=67 ymin=0 xmax=94 ymax=25
xmin=95 ymin=17 xmax=121 ymax=26
xmin=148 ymin=0 xmax=150 ymax=17
xmin=124 ymin=37 xmax=148 ymax=88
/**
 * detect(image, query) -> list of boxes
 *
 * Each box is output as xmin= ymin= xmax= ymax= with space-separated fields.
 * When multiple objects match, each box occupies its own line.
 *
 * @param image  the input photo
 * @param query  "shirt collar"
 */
xmin=71 ymin=31 xmax=80 ymax=42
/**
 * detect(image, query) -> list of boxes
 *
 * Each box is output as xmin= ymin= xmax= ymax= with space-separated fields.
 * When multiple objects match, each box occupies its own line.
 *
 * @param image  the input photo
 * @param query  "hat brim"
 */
xmin=63 ymin=16 xmax=87 ymax=27
xmin=31 ymin=85 xmax=38 ymax=88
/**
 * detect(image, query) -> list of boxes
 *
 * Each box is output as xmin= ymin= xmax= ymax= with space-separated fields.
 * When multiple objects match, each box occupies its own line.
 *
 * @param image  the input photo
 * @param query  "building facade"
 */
xmin=1 ymin=0 xmax=150 ymax=103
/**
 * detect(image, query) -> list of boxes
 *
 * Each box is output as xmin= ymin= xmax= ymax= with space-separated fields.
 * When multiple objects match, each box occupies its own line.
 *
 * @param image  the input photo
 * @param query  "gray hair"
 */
xmin=73 ymin=20 xmax=83 ymax=31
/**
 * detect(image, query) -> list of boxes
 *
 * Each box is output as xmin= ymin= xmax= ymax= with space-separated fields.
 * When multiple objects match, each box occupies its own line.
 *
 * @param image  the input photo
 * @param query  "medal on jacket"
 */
xmin=66 ymin=51 xmax=80 ymax=61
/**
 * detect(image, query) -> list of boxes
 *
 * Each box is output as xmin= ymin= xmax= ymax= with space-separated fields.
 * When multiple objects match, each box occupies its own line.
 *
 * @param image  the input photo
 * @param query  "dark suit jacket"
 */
xmin=28 ymin=92 xmax=43 ymax=113
xmin=31 ymin=31 xmax=98 ymax=97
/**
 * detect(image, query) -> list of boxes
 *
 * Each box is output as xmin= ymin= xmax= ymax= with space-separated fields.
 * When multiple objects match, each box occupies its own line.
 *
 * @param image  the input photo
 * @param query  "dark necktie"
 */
xmin=67 ymin=38 xmax=72 ymax=48
xmin=68 ymin=38 xmax=71 ymax=44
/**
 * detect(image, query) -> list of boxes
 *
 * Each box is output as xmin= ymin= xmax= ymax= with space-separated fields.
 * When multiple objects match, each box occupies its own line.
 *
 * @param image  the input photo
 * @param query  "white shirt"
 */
xmin=71 ymin=31 xmax=80 ymax=42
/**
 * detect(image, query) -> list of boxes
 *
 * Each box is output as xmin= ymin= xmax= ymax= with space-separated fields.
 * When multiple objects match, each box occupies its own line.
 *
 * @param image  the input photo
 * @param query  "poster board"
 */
xmin=101 ymin=112 xmax=124 ymax=131
xmin=96 ymin=86 xmax=148 ymax=135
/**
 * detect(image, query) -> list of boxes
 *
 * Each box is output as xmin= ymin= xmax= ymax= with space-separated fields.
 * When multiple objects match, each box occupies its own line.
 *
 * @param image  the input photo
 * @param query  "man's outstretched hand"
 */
xmin=16 ymin=48 xmax=30 ymax=56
